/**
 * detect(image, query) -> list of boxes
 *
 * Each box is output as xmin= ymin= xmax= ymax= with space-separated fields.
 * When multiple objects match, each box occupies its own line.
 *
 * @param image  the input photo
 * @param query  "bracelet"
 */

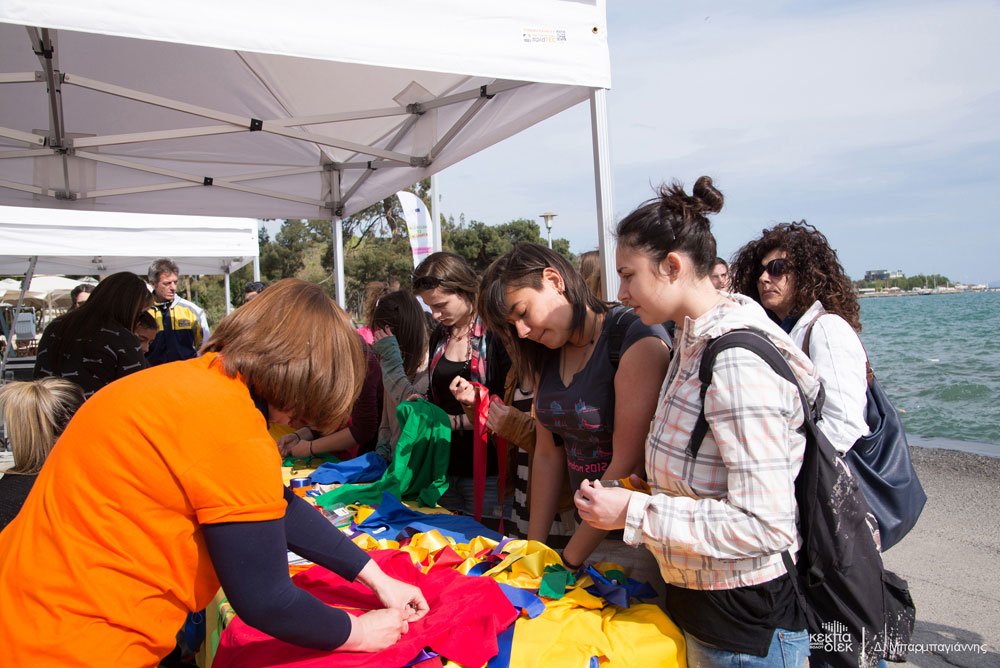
xmin=562 ymin=555 xmax=584 ymax=571
xmin=308 ymin=440 xmax=316 ymax=458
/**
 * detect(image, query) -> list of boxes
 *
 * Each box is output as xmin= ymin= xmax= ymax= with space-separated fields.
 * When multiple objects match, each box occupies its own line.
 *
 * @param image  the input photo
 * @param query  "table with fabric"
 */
xmin=204 ymin=490 xmax=687 ymax=668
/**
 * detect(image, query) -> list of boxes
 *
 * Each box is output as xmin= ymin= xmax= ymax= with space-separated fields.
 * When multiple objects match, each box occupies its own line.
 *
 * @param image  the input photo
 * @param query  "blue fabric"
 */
xmin=684 ymin=628 xmax=810 ymax=667
xmin=403 ymin=648 xmax=440 ymax=666
xmin=486 ymin=623 xmax=516 ymax=668
xmin=309 ymin=451 xmax=388 ymax=484
xmin=355 ymin=492 xmax=503 ymax=543
xmin=582 ymin=565 xmax=658 ymax=608
xmin=498 ymin=583 xmax=546 ymax=619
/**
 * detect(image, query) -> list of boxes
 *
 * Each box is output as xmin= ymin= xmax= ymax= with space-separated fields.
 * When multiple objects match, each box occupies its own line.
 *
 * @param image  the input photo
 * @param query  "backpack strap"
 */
xmin=686 ymin=330 xmax=819 ymax=458
xmin=606 ymin=307 xmax=637 ymax=371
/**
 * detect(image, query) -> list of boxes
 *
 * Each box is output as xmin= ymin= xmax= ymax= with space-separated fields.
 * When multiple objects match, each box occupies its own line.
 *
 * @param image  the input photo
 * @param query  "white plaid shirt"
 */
xmin=624 ymin=295 xmax=820 ymax=590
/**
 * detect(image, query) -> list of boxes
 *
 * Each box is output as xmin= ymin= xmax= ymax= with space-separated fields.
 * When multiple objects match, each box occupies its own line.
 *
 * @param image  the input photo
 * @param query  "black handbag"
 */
xmin=803 ymin=318 xmax=927 ymax=551
xmin=846 ymin=371 xmax=927 ymax=550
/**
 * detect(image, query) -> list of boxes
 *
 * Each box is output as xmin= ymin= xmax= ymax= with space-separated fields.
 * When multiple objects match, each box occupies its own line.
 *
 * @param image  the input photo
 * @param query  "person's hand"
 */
xmin=486 ymin=398 xmax=511 ymax=433
xmin=575 ymin=479 xmax=631 ymax=531
xmin=373 ymin=577 xmax=429 ymax=623
xmin=372 ymin=326 xmax=394 ymax=343
xmin=357 ymin=559 xmax=429 ymax=623
xmin=340 ymin=608 xmax=410 ymax=652
xmin=404 ymin=393 xmax=425 ymax=403
xmin=448 ymin=376 xmax=479 ymax=407
xmin=277 ymin=433 xmax=302 ymax=458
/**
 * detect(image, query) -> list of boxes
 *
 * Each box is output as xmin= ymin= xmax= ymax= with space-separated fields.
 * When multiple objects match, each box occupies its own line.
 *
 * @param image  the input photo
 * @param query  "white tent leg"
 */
xmin=333 ymin=217 xmax=346 ymax=309
xmin=223 ymin=268 xmax=232 ymax=315
xmin=252 ymin=254 xmax=260 ymax=282
xmin=431 ymin=173 xmax=442 ymax=252
xmin=590 ymin=88 xmax=618 ymax=301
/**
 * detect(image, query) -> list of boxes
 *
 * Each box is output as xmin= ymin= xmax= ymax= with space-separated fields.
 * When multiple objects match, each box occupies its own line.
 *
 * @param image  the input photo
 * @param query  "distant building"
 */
xmin=889 ymin=270 xmax=905 ymax=279
xmin=864 ymin=269 xmax=890 ymax=282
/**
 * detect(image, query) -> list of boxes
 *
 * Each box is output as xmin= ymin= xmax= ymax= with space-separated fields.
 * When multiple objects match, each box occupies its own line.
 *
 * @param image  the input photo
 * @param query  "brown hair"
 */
xmin=0 ymin=378 xmax=85 ymax=474
xmin=616 ymin=176 xmax=724 ymax=277
xmin=201 ymin=279 xmax=366 ymax=432
xmin=479 ymin=243 xmax=609 ymax=381
xmin=411 ymin=252 xmax=479 ymax=307
xmin=372 ymin=291 xmax=429 ymax=379
xmin=578 ymin=250 xmax=604 ymax=300
xmin=729 ymin=221 xmax=861 ymax=331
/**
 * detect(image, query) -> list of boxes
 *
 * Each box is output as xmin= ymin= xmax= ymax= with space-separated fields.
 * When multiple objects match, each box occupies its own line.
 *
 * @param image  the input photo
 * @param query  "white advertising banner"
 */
xmin=397 ymin=191 xmax=434 ymax=269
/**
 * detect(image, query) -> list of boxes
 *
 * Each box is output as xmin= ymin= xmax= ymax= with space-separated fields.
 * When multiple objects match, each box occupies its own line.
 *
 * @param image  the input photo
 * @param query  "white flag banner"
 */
xmin=397 ymin=191 xmax=435 ymax=269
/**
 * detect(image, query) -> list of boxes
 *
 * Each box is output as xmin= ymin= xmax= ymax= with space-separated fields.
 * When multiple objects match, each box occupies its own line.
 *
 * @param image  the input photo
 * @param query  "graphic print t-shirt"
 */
xmin=535 ymin=307 xmax=669 ymax=494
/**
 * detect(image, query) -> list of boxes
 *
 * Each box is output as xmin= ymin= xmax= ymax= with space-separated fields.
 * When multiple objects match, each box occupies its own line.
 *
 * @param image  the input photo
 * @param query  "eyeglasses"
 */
xmin=760 ymin=258 xmax=791 ymax=278
xmin=412 ymin=275 xmax=443 ymax=291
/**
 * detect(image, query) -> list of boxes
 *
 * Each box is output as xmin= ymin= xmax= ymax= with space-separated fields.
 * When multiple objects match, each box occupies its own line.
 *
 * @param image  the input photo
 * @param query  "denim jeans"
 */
xmin=684 ymin=628 xmax=810 ymax=668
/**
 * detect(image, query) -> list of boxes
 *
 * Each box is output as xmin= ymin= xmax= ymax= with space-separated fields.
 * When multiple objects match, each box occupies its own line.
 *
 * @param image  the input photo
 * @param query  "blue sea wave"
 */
xmin=860 ymin=291 xmax=1000 ymax=445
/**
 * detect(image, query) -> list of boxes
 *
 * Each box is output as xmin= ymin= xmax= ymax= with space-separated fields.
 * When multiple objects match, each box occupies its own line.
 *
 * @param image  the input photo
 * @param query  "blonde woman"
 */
xmin=0 ymin=378 xmax=85 ymax=530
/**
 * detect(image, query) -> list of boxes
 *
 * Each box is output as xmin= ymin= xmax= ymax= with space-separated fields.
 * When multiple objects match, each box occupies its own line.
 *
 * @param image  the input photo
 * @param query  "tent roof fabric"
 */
xmin=0 ymin=1 xmax=610 ymax=220
xmin=0 ymin=206 xmax=259 ymax=276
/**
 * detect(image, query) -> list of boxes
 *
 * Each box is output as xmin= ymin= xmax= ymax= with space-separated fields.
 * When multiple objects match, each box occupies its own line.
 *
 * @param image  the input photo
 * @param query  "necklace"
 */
xmin=446 ymin=322 xmax=474 ymax=373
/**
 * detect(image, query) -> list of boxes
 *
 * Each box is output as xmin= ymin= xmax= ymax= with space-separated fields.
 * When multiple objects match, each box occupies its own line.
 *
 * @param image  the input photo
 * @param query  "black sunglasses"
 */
xmin=412 ymin=275 xmax=443 ymax=291
xmin=760 ymin=258 xmax=791 ymax=278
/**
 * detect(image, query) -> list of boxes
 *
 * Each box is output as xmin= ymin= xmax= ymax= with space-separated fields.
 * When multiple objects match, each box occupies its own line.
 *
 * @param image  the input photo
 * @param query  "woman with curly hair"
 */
xmin=730 ymin=221 xmax=868 ymax=454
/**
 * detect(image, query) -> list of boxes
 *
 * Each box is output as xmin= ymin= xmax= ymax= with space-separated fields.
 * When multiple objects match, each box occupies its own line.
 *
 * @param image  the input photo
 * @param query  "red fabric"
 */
xmin=471 ymin=382 xmax=507 ymax=533
xmin=213 ymin=550 xmax=517 ymax=668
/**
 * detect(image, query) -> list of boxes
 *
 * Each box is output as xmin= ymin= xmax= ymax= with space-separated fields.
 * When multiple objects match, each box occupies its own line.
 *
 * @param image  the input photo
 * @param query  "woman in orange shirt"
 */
xmin=0 ymin=279 xmax=427 ymax=666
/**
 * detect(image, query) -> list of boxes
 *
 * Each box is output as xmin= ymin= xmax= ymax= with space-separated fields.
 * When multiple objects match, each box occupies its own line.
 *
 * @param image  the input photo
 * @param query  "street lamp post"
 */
xmin=539 ymin=212 xmax=557 ymax=249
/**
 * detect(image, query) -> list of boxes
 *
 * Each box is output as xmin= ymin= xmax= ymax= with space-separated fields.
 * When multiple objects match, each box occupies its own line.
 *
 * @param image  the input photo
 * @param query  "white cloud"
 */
xmin=441 ymin=0 xmax=1000 ymax=283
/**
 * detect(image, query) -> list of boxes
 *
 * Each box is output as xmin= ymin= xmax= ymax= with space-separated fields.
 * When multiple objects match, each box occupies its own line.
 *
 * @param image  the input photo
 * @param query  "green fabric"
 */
xmin=316 ymin=400 xmax=451 ymax=508
xmin=604 ymin=568 xmax=626 ymax=585
xmin=282 ymin=452 xmax=341 ymax=468
xmin=539 ymin=564 xmax=576 ymax=600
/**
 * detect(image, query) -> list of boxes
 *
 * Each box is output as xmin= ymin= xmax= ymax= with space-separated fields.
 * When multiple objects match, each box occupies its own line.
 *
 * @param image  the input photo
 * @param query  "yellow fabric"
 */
xmin=510 ymin=596 xmax=686 ymax=668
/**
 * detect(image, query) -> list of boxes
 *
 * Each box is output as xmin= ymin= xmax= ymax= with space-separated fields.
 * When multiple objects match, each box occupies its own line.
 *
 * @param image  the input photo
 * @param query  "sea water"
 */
xmin=860 ymin=291 xmax=1000 ymax=449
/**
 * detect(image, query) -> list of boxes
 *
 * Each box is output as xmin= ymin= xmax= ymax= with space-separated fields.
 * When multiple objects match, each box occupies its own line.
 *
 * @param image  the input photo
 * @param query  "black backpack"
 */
xmin=688 ymin=330 xmax=916 ymax=667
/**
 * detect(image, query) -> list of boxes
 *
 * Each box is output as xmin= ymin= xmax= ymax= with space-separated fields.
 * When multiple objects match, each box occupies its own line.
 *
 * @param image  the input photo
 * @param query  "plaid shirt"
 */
xmin=624 ymin=295 xmax=820 ymax=590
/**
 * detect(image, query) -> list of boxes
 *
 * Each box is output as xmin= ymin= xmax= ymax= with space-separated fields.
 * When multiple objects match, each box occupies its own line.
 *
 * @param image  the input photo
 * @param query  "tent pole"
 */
xmin=431 ymin=173 xmax=442 ymax=252
xmin=223 ymin=267 xmax=232 ymax=315
xmin=590 ymin=88 xmax=618 ymax=301
xmin=331 ymin=169 xmax=346 ymax=309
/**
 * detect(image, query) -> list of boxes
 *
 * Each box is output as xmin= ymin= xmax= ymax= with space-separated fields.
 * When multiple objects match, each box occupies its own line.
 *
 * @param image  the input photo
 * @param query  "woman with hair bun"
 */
xmin=0 ymin=377 xmax=85 ymax=530
xmin=730 ymin=221 xmax=868 ymax=455
xmin=575 ymin=177 xmax=820 ymax=667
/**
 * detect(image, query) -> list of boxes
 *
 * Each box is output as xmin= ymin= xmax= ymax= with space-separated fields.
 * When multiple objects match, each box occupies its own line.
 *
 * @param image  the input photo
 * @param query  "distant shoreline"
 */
xmin=858 ymin=288 xmax=1000 ymax=299
xmin=909 ymin=435 xmax=1000 ymax=459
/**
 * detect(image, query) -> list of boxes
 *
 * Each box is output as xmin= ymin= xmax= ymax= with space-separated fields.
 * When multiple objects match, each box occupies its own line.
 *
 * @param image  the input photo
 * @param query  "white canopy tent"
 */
xmin=0 ymin=1 xmax=619 ymax=305
xmin=0 ymin=206 xmax=259 ymax=378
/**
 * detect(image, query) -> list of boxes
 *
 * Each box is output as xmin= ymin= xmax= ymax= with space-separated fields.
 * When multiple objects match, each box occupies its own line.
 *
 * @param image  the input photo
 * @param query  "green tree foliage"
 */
xmin=855 ymin=274 xmax=952 ymax=291
xmin=192 ymin=186 xmax=578 ymax=324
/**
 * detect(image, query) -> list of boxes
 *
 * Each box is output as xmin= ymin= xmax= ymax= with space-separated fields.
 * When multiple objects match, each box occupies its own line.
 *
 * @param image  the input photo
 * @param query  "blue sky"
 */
xmin=439 ymin=0 xmax=1000 ymax=285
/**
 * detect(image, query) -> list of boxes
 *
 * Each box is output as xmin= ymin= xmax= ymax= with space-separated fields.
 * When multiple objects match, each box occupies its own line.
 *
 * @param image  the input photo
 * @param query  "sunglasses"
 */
xmin=412 ymin=275 xmax=443 ymax=291
xmin=760 ymin=258 xmax=791 ymax=278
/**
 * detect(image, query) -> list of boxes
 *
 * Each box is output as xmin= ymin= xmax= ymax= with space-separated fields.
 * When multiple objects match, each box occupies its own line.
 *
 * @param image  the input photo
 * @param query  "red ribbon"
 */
xmin=470 ymin=382 xmax=507 ymax=535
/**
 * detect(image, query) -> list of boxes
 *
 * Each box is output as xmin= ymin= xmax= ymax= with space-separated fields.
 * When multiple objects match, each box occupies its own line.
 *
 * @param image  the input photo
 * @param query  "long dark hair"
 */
xmin=730 ymin=221 xmax=861 ymax=331
xmin=479 ymin=243 xmax=609 ymax=381
xmin=615 ymin=176 xmax=724 ymax=278
xmin=45 ymin=272 xmax=153 ymax=371
xmin=372 ymin=291 xmax=428 ymax=379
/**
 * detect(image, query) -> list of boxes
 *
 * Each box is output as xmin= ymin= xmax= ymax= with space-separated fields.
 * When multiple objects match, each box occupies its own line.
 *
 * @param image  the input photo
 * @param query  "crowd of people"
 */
xmin=0 ymin=177 xmax=880 ymax=667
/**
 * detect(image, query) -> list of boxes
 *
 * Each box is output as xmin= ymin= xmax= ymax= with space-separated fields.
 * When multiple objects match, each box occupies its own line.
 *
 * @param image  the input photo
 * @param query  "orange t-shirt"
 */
xmin=0 ymin=353 xmax=285 ymax=666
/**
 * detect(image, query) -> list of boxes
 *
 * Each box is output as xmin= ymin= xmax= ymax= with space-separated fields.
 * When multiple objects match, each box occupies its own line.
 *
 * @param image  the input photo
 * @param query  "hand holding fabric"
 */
xmin=448 ymin=376 xmax=481 ymax=407
xmin=340 ymin=608 xmax=410 ymax=652
xmin=357 ymin=559 xmax=430 ymax=622
xmin=575 ymin=478 xmax=631 ymax=531
xmin=485 ymin=397 xmax=511 ymax=434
